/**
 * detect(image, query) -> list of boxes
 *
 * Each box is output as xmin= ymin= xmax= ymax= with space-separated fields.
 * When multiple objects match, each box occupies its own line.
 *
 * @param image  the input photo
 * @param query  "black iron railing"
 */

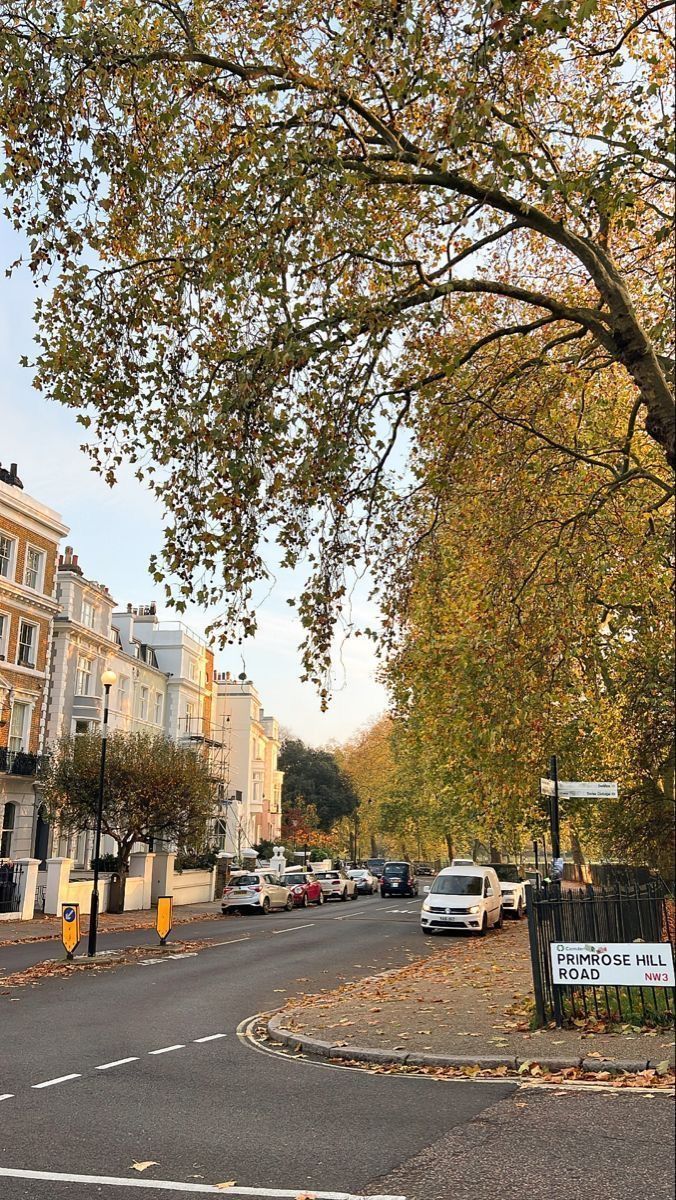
xmin=0 ymin=862 xmax=24 ymax=914
xmin=527 ymin=881 xmax=675 ymax=1027
xmin=0 ymin=747 xmax=47 ymax=776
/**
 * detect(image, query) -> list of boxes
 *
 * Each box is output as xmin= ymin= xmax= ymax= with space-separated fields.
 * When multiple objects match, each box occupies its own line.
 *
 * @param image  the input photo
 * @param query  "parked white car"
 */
xmin=312 ymin=869 xmax=358 ymax=901
xmin=488 ymin=864 xmax=528 ymax=918
xmin=420 ymin=865 xmax=503 ymax=935
xmin=221 ymin=870 xmax=293 ymax=915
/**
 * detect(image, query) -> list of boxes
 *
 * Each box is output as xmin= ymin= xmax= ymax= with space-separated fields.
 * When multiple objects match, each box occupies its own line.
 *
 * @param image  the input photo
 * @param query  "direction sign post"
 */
xmin=61 ymin=903 xmax=81 ymax=960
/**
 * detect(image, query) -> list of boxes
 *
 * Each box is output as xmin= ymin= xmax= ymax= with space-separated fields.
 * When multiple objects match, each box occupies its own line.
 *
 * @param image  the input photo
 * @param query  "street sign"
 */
xmin=551 ymin=941 xmax=675 ymax=987
xmin=540 ymin=778 xmax=618 ymax=799
xmin=558 ymin=780 xmax=618 ymax=799
xmin=61 ymin=903 xmax=81 ymax=959
xmin=156 ymin=895 xmax=173 ymax=945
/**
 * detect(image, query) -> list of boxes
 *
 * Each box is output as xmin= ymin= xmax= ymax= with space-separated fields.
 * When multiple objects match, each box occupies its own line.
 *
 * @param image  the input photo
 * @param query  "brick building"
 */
xmin=0 ymin=465 xmax=68 ymax=860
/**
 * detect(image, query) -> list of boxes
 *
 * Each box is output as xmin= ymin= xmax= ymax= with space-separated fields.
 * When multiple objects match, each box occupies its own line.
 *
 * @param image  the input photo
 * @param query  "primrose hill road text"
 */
xmin=550 ymin=942 xmax=675 ymax=987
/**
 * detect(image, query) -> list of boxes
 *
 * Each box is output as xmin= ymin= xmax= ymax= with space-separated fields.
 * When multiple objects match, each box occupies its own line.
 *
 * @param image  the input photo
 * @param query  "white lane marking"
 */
xmin=138 ymin=953 xmax=198 ymax=966
xmin=148 ymin=1044 xmax=185 ymax=1055
xmin=96 ymin=1057 xmax=139 ymax=1071
xmin=0 ymin=1167 xmax=405 ymax=1198
xmin=31 ymin=1073 xmax=81 ymax=1089
xmin=193 ymin=1033 xmax=227 ymax=1043
xmin=271 ymin=923 xmax=314 ymax=935
xmin=209 ymin=937 xmax=251 ymax=947
xmin=0 ymin=1093 xmax=14 ymax=1101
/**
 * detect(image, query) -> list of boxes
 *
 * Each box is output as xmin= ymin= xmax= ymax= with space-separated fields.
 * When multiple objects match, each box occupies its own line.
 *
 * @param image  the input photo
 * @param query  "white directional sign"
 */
xmin=540 ymin=779 xmax=618 ymax=799
xmin=551 ymin=941 xmax=675 ymax=987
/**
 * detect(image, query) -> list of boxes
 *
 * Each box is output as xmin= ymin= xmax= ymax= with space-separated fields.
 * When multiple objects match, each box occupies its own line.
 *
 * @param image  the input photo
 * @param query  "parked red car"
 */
xmin=283 ymin=871 xmax=324 ymax=907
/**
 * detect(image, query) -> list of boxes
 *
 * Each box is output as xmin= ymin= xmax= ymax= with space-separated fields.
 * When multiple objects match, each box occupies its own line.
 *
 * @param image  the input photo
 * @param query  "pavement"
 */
xmin=271 ymin=915 xmax=676 ymax=1072
xmin=1 ymin=892 xmax=674 ymax=1200
xmin=0 ymin=901 xmax=223 ymax=945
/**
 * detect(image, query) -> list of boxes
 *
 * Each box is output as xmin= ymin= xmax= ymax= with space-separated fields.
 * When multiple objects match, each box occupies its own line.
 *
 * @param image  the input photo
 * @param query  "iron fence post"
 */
xmin=525 ymin=884 xmax=547 ymax=1026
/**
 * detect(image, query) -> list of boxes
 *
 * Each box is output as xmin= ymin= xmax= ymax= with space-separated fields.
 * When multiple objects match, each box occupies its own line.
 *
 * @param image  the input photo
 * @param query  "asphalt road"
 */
xmin=0 ymin=894 xmax=673 ymax=1200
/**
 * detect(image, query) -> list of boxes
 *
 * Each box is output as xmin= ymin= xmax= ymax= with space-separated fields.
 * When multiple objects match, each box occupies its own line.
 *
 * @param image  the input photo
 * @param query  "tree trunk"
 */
xmin=570 ymin=826 xmax=585 ymax=867
xmin=444 ymin=832 xmax=454 ymax=864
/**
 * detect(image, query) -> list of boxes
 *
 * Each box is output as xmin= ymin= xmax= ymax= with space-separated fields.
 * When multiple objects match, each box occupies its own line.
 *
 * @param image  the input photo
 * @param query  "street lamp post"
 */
xmin=88 ymin=669 xmax=117 ymax=958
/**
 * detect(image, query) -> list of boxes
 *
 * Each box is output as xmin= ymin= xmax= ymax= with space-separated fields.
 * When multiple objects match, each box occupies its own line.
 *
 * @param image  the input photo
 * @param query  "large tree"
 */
xmin=0 ymin=0 xmax=672 ymax=695
xmin=382 ymin=364 xmax=674 ymax=868
xmin=41 ymin=730 xmax=215 ymax=871
xmin=279 ymin=738 xmax=359 ymax=832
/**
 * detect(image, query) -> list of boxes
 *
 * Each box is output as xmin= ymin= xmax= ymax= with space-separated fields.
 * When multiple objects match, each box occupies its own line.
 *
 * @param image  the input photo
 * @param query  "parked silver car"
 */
xmin=348 ymin=868 xmax=378 ymax=894
xmin=221 ymin=870 xmax=293 ymax=915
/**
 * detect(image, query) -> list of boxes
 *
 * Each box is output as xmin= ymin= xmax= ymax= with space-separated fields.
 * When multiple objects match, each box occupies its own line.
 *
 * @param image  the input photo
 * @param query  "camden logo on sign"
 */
xmin=550 ymin=941 xmax=675 ymax=988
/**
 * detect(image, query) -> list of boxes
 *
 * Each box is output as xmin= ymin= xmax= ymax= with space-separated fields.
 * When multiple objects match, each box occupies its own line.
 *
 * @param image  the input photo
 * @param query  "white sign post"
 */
xmin=550 ymin=941 xmax=675 ymax=987
xmin=540 ymin=779 xmax=618 ymax=799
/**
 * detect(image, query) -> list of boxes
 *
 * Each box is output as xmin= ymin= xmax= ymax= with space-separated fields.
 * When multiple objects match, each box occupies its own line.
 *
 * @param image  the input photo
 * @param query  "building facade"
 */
xmin=46 ymin=557 xmax=170 ymax=865
xmin=0 ymin=466 xmax=68 ymax=861
xmin=212 ymin=673 xmax=283 ymax=855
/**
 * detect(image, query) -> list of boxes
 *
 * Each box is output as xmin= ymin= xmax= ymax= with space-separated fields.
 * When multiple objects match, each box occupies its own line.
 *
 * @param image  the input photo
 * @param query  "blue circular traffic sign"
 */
xmin=63 ymin=906 xmax=77 ymax=922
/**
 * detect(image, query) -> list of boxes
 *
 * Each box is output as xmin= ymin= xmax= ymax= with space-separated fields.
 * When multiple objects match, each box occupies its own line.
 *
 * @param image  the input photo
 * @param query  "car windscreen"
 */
xmin=349 ymin=870 xmax=367 ymax=878
xmin=366 ymin=860 xmax=385 ymax=869
xmin=228 ymin=875 xmax=259 ymax=887
xmin=491 ymin=865 xmax=520 ymax=883
xmin=314 ymin=871 xmax=338 ymax=879
xmin=384 ymin=863 xmax=408 ymax=876
xmin=431 ymin=874 xmax=483 ymax=896
xmin=284 ymin=875 xmax=307 ymax=885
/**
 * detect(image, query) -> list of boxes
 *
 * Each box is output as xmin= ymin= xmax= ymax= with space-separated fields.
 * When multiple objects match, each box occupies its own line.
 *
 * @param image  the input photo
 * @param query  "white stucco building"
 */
xmin=212 ymin=672 xmax=283 ymax=855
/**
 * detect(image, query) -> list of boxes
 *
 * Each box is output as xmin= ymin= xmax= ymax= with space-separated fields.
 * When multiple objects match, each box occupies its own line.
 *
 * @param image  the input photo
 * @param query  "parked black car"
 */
xmin=380 ymin=861 xmax=418 ymax=898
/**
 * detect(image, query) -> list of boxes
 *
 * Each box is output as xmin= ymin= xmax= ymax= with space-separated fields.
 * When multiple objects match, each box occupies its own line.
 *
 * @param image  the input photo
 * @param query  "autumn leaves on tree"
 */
xmin=0 ymin=0 xmax=672 ymax=865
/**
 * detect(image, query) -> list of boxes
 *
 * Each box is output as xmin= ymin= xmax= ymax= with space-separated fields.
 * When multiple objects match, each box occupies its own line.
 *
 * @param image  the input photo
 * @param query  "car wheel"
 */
xmin=350 ymin=888 xmax=358 ymax=900
xmin=516 ymin=899 xmax=525 ymax=919
xmin=301 ymin=893 xmax=309 ymax=908
xmin=261 ymin=897 xmax=271 ymax=915
xmin=478 ymin=912 xmax=488 ymax=936
xmin=285 ymin=895 xmax=294 ymax=911
xmin=317 ymin=891 xmax=324 ymax=905
xmin=341 ymin=888 xmax=348 ymax=901
xmin=495 ymin=907 xmax=504 ymax=929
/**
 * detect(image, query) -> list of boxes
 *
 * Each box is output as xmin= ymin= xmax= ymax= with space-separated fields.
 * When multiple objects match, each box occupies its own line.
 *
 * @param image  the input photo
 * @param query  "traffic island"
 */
xmin=0 ymin=938 xmax=212 ymax=994
xmin=267 ymin=922 xmax=675 ymax=1079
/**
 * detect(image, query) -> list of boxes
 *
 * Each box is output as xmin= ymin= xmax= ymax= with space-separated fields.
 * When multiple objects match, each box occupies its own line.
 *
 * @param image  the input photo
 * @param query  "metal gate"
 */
xmin=0 ymin=862 xmax=24 ymax=914
xmin=527 ymin=880 xmax=675 ymax=1026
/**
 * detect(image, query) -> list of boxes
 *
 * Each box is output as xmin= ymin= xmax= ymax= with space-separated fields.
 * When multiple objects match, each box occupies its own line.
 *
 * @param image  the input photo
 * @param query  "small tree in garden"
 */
xmin=42 ymin=731 xmax=215 ymax=873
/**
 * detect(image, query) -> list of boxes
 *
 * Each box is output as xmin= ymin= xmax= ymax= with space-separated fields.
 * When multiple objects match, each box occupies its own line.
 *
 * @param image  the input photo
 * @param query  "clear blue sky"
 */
xmin=0 ymin=222 xmax=387 ymax=746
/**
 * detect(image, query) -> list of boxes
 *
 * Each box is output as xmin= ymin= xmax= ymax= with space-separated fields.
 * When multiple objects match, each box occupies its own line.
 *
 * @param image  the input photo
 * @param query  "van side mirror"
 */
xmin=486 ymin=885 xmax=493 ymax=897
xmin=423 ymin=885 xmax=431 ymax=894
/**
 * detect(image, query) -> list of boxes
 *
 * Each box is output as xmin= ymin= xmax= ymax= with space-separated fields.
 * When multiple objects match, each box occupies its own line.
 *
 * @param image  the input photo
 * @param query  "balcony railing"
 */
xmin=0 ymin=747 xmax=48 ymax=777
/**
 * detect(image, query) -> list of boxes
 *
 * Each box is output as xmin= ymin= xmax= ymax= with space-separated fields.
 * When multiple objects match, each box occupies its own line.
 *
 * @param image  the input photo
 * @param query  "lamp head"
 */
xmin=101 ymin=669 xmax=117 ymax=688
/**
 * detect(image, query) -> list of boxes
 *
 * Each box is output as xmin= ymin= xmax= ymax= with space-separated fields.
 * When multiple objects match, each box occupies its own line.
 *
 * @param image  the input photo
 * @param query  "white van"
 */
xmin=420 ymin=864 xmax=503 ymax=935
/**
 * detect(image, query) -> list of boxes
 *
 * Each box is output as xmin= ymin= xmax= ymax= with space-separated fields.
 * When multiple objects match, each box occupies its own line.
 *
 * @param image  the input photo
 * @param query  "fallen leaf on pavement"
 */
xmin=215 ymin=1182 xmax=237 ymax=1190
xmin=132 ymin=1162 xmax=159 ymax=1173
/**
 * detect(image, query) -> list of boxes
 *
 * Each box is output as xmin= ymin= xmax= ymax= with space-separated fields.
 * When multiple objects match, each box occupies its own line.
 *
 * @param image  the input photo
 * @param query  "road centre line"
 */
xmin=0 ymin=1166 xmax=406 ymax=1199
xmin=193 ymin=1033 xmax=228 ymax=1043
xmin=31 ymin=1074 xmax=81 ymax=1089
xmin=209 ymin=937 xmax=251 ymax=947
xmin=148 ymin=1044 xmax=185 ymax=1055
xmin=96 ymin=1057 xmax=140 ymax=1071
xmin=0 ymin=1093 xmax=14 ymax=1101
